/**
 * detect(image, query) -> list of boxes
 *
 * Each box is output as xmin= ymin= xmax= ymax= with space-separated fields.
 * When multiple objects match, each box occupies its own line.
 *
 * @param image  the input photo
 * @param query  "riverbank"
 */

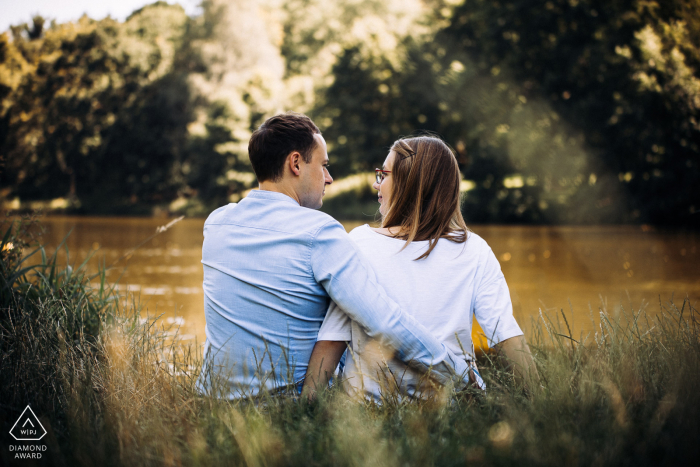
xmin=1 ymin=219 xmax=699 ymax=466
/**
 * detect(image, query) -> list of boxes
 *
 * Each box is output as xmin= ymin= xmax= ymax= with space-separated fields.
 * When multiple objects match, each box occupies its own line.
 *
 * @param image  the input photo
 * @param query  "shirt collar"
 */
xmin=246 ymin=189 xmax=300 ymax=206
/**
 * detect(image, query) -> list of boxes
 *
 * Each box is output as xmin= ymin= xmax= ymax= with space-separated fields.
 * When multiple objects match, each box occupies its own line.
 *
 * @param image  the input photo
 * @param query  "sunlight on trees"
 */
xmin=0 ymin=0 xmax=698 ymax=224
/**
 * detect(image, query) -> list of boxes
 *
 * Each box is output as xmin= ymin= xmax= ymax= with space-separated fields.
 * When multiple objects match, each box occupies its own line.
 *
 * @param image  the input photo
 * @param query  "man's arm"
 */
xmin=492 ymin=335 xmax=539 ymax=392
xmin=302 ymin=340 xmax=346 ymax=399
xmin=310 ymin=221 xmax=469 ymax=387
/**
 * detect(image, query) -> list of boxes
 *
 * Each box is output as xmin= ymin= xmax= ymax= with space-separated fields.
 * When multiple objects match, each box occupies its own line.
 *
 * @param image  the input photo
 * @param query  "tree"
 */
xmin=440 ymin=0 xmax=700 ymax=224
xmin=0 ymin=4 xmax=194 ymax=212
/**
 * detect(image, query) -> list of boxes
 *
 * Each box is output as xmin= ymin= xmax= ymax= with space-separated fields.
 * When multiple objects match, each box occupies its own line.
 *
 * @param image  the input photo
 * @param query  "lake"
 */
xmin=34 ymin=216 xmax=699 ymax=350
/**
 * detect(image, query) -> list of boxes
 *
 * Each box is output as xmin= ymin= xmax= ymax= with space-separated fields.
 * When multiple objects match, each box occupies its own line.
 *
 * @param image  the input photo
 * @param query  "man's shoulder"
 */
xmin=203 ymin=199 xmax=342 ymax=236
xmin=300 ymin=207 xmax=339 ymax=228
xmin=204 ymin=204 xmax=235 ymax=224
xmin=305 ymin=212 xmax=347 ymax=239
xmin=276 ymin=204 xmax=341 ymax=236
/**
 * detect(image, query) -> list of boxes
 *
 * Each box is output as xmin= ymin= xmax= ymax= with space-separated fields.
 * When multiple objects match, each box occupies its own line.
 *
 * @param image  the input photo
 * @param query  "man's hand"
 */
xmin=492 ymin=335 xmax=539 ymax=393
xmin=302 ymin=340 xmax=347 ymax=399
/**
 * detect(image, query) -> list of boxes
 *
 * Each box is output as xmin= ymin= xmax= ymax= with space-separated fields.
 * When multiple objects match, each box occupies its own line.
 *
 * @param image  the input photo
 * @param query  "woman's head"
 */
xmin=373 ymin=136 xmax=468 ymax=259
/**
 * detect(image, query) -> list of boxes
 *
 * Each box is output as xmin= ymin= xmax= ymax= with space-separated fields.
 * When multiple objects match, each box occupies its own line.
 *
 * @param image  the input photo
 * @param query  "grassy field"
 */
xmin=1 ymin=217 xmax=699 ymax=466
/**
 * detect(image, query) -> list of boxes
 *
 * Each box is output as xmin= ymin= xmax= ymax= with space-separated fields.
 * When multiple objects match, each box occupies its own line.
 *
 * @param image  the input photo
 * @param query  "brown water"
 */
xmin=36 ymin=216 xmax=699 ymax=350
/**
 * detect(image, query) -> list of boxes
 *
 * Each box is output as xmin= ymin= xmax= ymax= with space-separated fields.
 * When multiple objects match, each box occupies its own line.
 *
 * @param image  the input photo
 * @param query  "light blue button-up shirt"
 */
xmin=198 ymin=190 xmax=468 ymax=398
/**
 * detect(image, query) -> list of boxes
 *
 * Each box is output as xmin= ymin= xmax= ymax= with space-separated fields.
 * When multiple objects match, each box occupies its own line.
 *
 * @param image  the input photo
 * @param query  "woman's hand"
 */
xmin=302 ymin=340 xmax=347 ymax=400
xmin=492 ymin=335 xmax=540 ymax=393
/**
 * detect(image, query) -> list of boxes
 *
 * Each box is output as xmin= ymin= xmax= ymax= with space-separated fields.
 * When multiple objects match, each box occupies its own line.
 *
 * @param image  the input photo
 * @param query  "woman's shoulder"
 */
xmin=347 ymin=225 xmax=493 ymax=254
xmin=348 ymin=224 xmax=373 ymax=239
xmin=465 ymin=230 xmax=486 ymax=245
xmin=463 ymin=230 xmax=493 ymax=252
xmin=432 ymin=230 xmax=492 ymax=259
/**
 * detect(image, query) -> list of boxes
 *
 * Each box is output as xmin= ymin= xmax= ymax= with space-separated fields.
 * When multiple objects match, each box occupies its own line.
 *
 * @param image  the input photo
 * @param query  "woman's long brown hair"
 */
xmin=382 ymin=136 xmax=469 ymax=260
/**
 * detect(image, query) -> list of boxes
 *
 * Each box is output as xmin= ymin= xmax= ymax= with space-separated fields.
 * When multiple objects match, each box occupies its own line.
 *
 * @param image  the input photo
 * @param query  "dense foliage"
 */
xmin=1 ymin=0 xmax=698 ymax=224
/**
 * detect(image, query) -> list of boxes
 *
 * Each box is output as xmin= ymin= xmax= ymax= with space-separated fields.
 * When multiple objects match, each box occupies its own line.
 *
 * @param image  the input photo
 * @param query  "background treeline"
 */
xmin=1 ymin=0 xmax=698 ymax=224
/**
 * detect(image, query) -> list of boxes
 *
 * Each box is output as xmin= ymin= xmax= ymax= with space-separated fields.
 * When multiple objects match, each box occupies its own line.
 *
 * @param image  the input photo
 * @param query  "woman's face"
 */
xmin=373 ymin=150 xmax=396 ymax=216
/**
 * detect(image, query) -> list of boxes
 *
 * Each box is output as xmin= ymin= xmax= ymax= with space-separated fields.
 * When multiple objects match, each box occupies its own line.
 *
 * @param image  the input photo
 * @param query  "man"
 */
xmin=197 ymin=112 xmax=471 ymax=398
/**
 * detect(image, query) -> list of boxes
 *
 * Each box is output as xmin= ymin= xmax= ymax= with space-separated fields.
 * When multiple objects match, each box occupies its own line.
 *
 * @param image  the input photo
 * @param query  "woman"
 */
xmin=304 ymin=136 xmax=535 ymax=401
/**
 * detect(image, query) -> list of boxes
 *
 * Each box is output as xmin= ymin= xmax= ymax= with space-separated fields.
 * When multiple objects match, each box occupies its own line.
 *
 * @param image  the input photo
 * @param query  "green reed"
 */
xmin=1 ymin=218 xmax=698 ymax=466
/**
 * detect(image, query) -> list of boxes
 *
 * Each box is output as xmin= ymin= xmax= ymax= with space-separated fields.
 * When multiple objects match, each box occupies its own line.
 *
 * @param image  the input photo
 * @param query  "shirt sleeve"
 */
xmin=317 ymin=301 xmax=352 ymax=342
xmin=473 ymin=247 xmax=523 ymax=347
xmin=310 ymin=220 xmax=470 ymax=387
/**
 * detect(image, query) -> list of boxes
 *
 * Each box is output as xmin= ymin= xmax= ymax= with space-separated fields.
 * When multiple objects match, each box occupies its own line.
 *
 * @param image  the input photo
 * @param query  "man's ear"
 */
xmin=288 ymin=151 xmax=302 ymax=176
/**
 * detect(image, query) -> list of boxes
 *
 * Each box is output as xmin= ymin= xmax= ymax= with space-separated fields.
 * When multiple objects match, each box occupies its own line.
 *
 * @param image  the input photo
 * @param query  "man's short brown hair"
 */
xmin=248 ymin=112 xmax=321 ymax=182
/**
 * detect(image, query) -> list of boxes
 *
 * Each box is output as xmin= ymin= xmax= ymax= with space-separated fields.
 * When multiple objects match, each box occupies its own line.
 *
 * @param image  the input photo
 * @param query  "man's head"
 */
xmin=249 ymin=112 xmax=332 ymax=209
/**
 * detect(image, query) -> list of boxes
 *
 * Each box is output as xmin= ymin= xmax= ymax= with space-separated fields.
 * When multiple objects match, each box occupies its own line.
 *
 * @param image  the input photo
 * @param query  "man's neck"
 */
xmin=258 ymin=181 xmax=301 ymax=205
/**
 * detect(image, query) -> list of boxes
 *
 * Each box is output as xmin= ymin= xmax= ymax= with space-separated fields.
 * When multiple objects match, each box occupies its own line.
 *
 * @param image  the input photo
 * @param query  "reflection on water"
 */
xmin=472 ymin=225 xmax=699 ymax=348
xmin=36 ymin=216 xmax=699 ymax=350
xmin=37 ymin=216 xmax=207 ymax=344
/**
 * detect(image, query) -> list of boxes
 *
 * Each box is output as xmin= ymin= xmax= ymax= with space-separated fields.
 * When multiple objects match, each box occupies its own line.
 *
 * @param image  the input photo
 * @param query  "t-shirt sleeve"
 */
xmin=317 ymin=301 xmax=351 ymax=342
xmin=473 ymin=246 xmax=523 ymax=347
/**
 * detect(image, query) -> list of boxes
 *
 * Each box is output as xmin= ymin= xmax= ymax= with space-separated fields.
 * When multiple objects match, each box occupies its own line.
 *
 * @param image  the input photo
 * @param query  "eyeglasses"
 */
xmin=375 ymin=169 xmax=391 ymax=184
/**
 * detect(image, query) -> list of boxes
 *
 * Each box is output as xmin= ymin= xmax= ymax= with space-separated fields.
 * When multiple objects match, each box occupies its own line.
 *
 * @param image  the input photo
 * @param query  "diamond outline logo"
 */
xmin=9 ymin=406 xmax=46 ymax=441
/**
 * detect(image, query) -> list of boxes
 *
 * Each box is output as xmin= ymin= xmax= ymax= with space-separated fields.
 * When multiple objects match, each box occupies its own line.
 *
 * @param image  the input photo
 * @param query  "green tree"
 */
xmin=314 ymin=0 xmax=699 ymax=224
xmin=440 ymin=0 xmax=700 ymax=224
xmin=0 ymin=3 xmax=194 ymax=212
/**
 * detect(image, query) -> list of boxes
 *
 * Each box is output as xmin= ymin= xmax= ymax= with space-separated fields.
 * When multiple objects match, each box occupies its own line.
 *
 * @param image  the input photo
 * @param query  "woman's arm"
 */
xmin=302 ymin=340 xmax=347 ymax=399
xmin=473 ymin=247 xmax=539 ymax=392
xmin=492 ymin=335 xmax=539 ymax=392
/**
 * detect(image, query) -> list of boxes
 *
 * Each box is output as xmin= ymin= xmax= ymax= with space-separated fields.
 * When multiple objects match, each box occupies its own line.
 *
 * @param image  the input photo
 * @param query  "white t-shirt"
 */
xmin=317 ymin=224 xmax=523 ymax=400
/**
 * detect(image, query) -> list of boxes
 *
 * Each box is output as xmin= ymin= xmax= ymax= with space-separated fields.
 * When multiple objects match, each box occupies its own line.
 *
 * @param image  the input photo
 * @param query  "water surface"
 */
xmin=36 ymin=216 xmax=699 ymax=349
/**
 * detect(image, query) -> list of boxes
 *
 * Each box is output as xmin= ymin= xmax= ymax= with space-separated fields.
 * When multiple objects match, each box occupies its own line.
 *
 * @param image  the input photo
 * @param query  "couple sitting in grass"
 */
xmin=197 ymin=112 xmax=536 ymax=401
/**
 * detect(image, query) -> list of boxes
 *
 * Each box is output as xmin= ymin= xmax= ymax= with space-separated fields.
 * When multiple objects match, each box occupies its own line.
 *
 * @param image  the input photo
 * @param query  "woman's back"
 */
xmin=307 ymin=135 xmax=535 ymax=401
xmin=317 ymin=225 xmax=522 ymax=401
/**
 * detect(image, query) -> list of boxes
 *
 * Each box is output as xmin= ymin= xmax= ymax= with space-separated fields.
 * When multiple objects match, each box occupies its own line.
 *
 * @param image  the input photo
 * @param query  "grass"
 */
xmin=1 ymin=217 xmax=699 ymax=466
